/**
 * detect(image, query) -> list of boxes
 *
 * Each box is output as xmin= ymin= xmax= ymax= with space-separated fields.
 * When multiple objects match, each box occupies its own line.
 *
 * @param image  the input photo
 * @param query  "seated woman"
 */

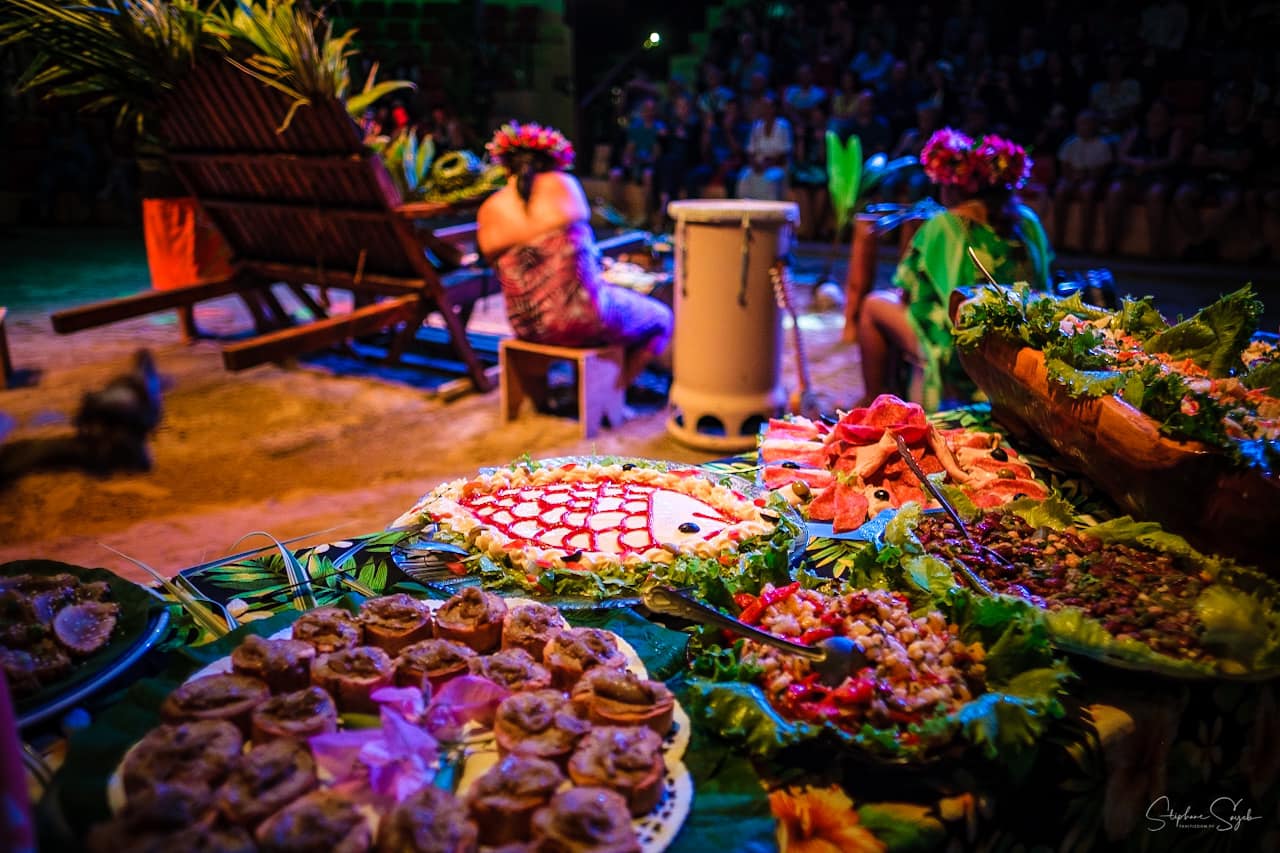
xmin=477 ymin=122 xmax=673 ymax=388
xmin=858 ymin=129 xmax=1052 ymax=411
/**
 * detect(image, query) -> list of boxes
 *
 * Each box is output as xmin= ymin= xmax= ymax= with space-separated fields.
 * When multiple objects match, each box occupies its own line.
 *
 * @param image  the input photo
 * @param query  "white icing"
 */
xmin=540 ymin=528 xmax=569 ymax=547
xmin=568 ymin=531 xmax=592 ymax=550
xmin=596 ymin=530 xmax=622 ymax=553
xmin=511 ymin=519 xmax=541 ymax=539
xmin=621 ymin=529 xmax=651 ymax=549
xmin=564 ymin=511 xmax=587 ymax=527
xmin=542 ymin=507 xmax=566 ymax=524
xmin=541 ymin=492 xmax=571 ymax=505
xmin=650 ymin=489 xmax=729 ymax=543
xmin=492 ymin=510 xmax=514 ymax=525
xmin=589 ymin=511 xmax=625 ymax=531
xmin=512 ymin=501 xmax=541 ymax=519
xmin=595 ymin=497 xmax=624 ymax=512
xmin=623 ymin=515 xmax=647 ymax=530
xmin=624 ymin=500 xmax=647 ymax=512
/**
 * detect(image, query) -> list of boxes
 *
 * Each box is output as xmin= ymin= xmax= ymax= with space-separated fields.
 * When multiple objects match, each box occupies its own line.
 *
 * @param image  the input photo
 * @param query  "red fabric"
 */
xmin=142 ymin=197 xmax=232 ymax=290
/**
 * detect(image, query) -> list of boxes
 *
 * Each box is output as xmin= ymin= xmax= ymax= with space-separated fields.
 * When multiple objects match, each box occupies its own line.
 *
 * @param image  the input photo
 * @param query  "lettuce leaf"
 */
xmin=1244 ymin=358 xmax=1280 ymax=392
xmin=1043 ymin=357 xmax=1126 ymax=397
xmin=1005 ymin=495 xmax=1075 ymax=530
xmin=1143 ymin=284 xmax=1263 ymax=377
xmin=1116 ymin=295 xmax=1168 ymax=337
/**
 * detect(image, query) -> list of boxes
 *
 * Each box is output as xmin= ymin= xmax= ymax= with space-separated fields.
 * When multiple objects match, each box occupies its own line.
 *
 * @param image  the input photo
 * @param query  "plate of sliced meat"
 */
xmin=759 ymin=395 xmax=1051 ymax=536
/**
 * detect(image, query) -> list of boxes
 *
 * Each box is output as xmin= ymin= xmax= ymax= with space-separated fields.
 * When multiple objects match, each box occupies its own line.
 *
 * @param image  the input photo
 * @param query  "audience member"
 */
xmin=1016 ymin=26 xmax=1047 ymax=74
xmin=609 ymin=98 xmax=664 ymax=220
xmin=1174 ymin=90 xmax=1258 ymax=260
xmin=851 ymin=33 xmax=895 ymax=91
xmin=655 ymin=95 xmax=702 ymax=228
xmin=1104 ymin=99 xmax=1185 ymax=256
xmin=881 ymin=61 xmax=922 ymax=136
xmin=697 ymin=64 xmax=735 ymax=118
xmin=1053 ymin=110 xmax=1113 ymax=249
xmin=730 ymin=32 xmax=773 ymax=90
xmin=887 ymin=103 xmax=942 ymax=201
xmin=830 ymin=70 xmax=861 ymax=124
xmin=709 ymin=99 xmax=752 ymax=195
xmin=1089 ymin=55 xmax=1143 ymax=135
xmin=738 ymin=95 xmax=792 ymax=201
xmin=791 ymin=105 xmax=831 ymax=239
xmin=846 ymin=90 xmax=893 ymax=155
xmin=783 ymin=65 xmax=828 ymax=120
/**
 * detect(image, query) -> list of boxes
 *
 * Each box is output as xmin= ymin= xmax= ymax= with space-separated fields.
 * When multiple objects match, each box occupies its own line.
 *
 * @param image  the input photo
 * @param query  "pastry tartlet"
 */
xmin=530 ymin=787 xmax=641 ymax=853
xmin=374 ymin=785 xmax=478 ymax=853
xmin=570 ymin=667 xmax=675 ymax=736
xmin=121 ymin=720 xmax=243 ymax=796
xmin=395 ymin=638 xmax=478 ymax=690
xmin=250 ymin=686 xmax=338 ymax=743
xmin=310 ymin=646 xmax=394 ymax=713
xmin=567 ymin=726 xmax=665 ymax=816
xmin=88 ymin=783 xmax=257 ymax=853
xmin=501 ymin=602 xmax=567 ymax=661
xmin=159 ymin=673 xmax=270 ymax=737
xmin=467 ymin=754 xmax=565 ymax=846
xmin=358 ymin=593 xmax=434 ymax=655
xmin=216 ymin=738 xmax=318 ymax=828
xmin=434 ymin=588 xmax=507 ymax=653
xmin=494 ymin=689 xmax=590 ymax=766
xmin=231 ymin=634 xmax=316 ymax=693
xmin=291 ymin=607 xmax=362 ymax=654
xmin=543 ymin=628 xmax=628 ymax=689
xmin=255 ymin=789 xmax=371 ymax=853
xmin=469 ymin=647 xmax=553 ymax=694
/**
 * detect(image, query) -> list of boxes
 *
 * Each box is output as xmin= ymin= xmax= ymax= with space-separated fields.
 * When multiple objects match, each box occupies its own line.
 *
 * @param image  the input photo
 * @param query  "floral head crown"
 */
xmin=486 ymin=121 xmax=575 ymax=170
xmin=920 ymin=128 xmax=1031 ymax=192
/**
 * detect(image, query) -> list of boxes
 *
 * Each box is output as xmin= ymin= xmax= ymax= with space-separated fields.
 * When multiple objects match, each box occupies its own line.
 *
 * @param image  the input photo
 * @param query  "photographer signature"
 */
xmin=1145 ymin=796 xmax=1263 ymax=832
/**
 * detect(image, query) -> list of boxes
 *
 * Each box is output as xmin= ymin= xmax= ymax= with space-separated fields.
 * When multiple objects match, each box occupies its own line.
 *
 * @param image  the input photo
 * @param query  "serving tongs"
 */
xmin=889 ymin=432 xmax=1000 ymax=596
xmin=642 ymin=586 xmax=868 ymax=686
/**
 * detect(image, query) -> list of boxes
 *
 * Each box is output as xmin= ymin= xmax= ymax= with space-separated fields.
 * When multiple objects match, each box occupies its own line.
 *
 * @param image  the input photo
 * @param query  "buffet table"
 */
xmin=21 ymin=406 xmax=1276 ymax=852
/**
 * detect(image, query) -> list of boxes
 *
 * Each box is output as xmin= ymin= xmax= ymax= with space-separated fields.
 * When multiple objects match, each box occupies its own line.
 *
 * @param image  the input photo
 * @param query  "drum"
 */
xmin=666 ymin=200 xmax=799 ymax=451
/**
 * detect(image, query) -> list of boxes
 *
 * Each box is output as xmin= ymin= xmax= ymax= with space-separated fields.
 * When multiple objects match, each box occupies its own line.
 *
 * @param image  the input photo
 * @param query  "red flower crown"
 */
xmin=486 ymin=121 xmax=575 ymax=170
xmin=920 ymin=129 xmax=1030 ymax=191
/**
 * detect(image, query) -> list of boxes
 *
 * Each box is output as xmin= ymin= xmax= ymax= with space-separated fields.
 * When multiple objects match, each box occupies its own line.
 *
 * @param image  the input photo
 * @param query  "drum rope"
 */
xmin=737 ymin=215 xmax=753 ymax=307
xmin=677 ymin=217 xmax=688 ymax=299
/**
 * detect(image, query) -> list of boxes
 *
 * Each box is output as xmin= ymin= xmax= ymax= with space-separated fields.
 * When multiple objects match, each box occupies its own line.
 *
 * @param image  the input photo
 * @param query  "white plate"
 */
xmin=109 ymin=598 xmax=692 ymax=852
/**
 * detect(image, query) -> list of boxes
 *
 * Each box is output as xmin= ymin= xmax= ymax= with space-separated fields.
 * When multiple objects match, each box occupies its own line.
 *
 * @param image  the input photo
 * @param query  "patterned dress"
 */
xmin=893 ymin=201 xmax=1052 ymax=410
xmin=493 ymin=222 xmax=673 ymax=357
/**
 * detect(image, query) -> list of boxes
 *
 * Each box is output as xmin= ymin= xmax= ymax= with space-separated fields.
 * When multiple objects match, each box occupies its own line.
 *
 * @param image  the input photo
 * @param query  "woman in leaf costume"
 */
xmin=477 ymin=122 xmax=673 ymax=386
xmin=857 ymin=129 xmax=1052 ymax=410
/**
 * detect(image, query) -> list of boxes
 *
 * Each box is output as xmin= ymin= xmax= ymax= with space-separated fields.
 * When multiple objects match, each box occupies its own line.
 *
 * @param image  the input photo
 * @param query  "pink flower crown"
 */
xmin=920 ymin=129 xmax=1031 ymax=191
xmin=486 ymin=121 xmax=575 ymax=170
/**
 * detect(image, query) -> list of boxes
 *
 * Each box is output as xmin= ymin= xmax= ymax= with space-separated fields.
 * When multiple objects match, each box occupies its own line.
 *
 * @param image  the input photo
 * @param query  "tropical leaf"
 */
xmin=231 ymin=531 xmax=317 ymax=612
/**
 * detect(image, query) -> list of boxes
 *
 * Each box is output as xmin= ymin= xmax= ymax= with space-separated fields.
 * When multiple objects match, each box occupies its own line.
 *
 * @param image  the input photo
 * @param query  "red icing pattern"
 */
xmin=458 ymin=479 xmax=734 ymax=556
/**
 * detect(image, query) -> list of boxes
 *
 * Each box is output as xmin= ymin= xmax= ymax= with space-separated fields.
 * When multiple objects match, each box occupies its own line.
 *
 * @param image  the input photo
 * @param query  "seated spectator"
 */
xmin=697 ymin=64 xmax=735 ymax=118
xmin=730 ymin=32 xmax=773 ymax=90
xmin=920 ymin=61 xmax=957 ymax=122
xmin=708 ymin=99 xmax=752 ymax=195
xmin=738 ymin=95 xmax=793 ymax=200
xmin=1174 ymin=90 xmax=1259 ymax=260
xmin=844 ymin=90 xmax=893 ymax=156
xmin=960 ymin=99 xmax=992 ymax=140
xmin=830 ymin=70 xmax=861 ymax=124
xmin=1034 ymin=103 xmax=1072 ymax=169
xmin=784 ymin=64 xmax=828 ymax=119
xmin=791 ymin=105 xmax=831 ymax=240
xmin=1040 ymin=51 xmax=1087 ymax=118
xmin=850 ymin=33 xmax=894 ymax=91
xmin=1017 ymin=26 xmax=1047 ymax=73
xmin=886 ymin=103 xmax=942 ymax=201
xmin=1089 ymin=55 xmax=1142 ymax=135
xmin=1053 ymin=110 xmax=1113 ymax=250
xmin=1103 ymin=98 xmax=1186 ymax=256
xmin=881 ymin=61 xmax=922 ymax=137
xmin=743 ymin=72 xmax=772 ymax=120
xmin=863 ymin=3 xmax=897 ymax=54
xmin=859 ymin=129 xmax=1050 ymax=411
xmin=655 ymin=95 xmax=702 ymax=228
xmin=956 ymin=30 xmax=992 ymax=90
xmin=608 ymin=98 xmax=664 ymax=221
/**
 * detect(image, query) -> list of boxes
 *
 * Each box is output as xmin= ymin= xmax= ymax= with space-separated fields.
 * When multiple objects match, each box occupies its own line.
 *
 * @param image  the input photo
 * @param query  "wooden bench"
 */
xmin=499 ymin=339 xmax=626 ymax=439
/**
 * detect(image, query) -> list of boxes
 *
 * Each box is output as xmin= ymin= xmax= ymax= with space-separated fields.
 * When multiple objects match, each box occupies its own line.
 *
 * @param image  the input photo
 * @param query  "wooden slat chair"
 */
xmin=51 ymin=61 xmax=492 ymax=391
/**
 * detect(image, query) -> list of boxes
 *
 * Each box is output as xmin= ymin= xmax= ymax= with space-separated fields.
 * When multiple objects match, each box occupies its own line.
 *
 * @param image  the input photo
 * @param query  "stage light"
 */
xmin=644 ymin=32 xmax=661 ymax=49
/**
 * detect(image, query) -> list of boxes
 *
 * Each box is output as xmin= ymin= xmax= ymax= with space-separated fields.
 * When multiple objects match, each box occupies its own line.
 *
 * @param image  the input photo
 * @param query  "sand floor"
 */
xmin=0 ymin=285 xmax=863 ymax=582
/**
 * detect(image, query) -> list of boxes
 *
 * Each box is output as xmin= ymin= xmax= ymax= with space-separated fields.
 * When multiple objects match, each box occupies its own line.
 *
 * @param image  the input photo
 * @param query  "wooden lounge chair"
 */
xmin=51 ymin=61 xmax=492 ymax=391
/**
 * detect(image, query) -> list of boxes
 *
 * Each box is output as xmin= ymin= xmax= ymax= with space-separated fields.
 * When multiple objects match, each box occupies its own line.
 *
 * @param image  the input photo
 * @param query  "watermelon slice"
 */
xmin=831 ymin=482 xmax=872 ymax=533
xmin=762 ymin=466 xmax=835 ymax=491
xmin=766 ymin=418 xmax=825 ymax=441
xmin=760 ymin=438 xmax=827 ymax=469
xmin=965 ymin=477 xmax=1049 ymax=507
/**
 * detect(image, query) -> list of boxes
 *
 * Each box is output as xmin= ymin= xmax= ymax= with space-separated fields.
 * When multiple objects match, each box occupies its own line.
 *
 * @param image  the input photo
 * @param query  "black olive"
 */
xmin=621 ymin=463 xmax=636 ymax=471
xmin=678 ymin=522 xmax=701 ymax=534
xmin=563 ymin=550 xmax=583 ymax=563
xmin=990 ymin=447 xmax=1008 ymax=462
xmin=760 ymin=511 xmax=781 ymax=522
xmin=873 ymin=489 xmax=890 ymax=501
xmin=781 ymin=460 xmax=800 ymax=469
xmin=1013 ymin=493 xmax=1027 ymax=500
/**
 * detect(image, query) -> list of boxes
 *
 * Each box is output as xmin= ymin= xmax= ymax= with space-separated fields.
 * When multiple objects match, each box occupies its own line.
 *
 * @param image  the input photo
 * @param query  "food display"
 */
xmin=956 ymin=284 xmax=1278 ymax=464
xmin=760 ymin=395 xmax=1048 ymax=533
xmin=690 ymin=581 xmax=1066 ymax=761
xmin=905 ymin=505 xmax=1280 ymax=676
xmin=96 ymin=591 xmax=693 ymax=853
xmin=392 ymin=458 xmax=801 ymax=598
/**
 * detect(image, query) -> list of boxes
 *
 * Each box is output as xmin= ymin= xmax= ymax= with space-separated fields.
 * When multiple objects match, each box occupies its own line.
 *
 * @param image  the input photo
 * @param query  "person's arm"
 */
xmin=1116 ymin=128 xmax=1142 ymax=170
xmin=1085 ymin=142 xmax=1114 ymax=179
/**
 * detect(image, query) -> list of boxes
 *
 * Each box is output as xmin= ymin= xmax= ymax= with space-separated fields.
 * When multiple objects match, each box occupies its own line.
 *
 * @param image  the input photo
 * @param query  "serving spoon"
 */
xmin=641 ymin=586 xmax=868 ymax=686
xmin=890 ymin=431 xmax=1001 ymax=595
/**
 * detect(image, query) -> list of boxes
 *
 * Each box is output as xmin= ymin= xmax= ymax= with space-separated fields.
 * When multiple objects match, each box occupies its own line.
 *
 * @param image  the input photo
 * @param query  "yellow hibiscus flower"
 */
xmin=770 ymin=786 xmax=887 ymax=853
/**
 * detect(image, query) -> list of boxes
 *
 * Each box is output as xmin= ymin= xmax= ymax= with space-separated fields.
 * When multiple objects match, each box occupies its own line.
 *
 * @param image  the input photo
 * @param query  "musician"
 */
xmin=477 ymin=122 xmax=672 ymax=388
xmin=857 ymin=129 xmax=1051 ymax=410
